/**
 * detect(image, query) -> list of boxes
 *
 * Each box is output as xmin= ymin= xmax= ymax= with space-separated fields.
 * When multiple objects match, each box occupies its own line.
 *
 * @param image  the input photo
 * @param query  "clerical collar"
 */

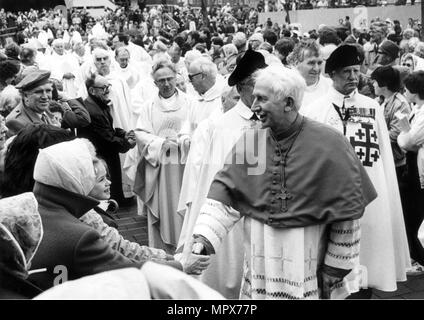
xmin=234 ymin=100 xmax=254 ymax=120
xmin=272 ymin=113 xmax=303 ymax=141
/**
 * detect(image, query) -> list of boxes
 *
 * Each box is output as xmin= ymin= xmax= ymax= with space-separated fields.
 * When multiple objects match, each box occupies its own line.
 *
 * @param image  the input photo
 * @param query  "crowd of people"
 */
xmin=0 ymin=3 xmax=424 ymax=300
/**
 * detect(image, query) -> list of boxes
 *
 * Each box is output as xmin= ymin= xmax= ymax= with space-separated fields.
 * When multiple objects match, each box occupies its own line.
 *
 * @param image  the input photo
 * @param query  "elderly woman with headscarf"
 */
xmin=401 ymin=53 xmax=424 ymax=73
xmin=0 ymin=192 xmax=221 ymax=300
xmin=26 ymin=139 xmax=182 ymax=290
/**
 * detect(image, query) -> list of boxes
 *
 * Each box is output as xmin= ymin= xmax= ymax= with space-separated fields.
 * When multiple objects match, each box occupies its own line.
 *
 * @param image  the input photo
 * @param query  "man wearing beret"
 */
xmin=304 ymin=44 xmax=410 ymax=298
xmin=177 ymin=50 xmax=266 ymax=298
xmin=6 ymin=70 xmax=55 ymax=136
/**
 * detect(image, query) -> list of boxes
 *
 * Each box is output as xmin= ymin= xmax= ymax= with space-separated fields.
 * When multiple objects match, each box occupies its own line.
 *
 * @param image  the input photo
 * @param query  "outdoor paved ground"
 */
xmin=115 ymin=203 xmax=424 ymax=300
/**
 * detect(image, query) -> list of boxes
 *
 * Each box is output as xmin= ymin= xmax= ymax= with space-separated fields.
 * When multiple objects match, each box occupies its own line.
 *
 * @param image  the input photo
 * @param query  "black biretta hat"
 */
xmin=325 ymin=44 xmax=362 ymax=74
xmin=228 ymin=49 xmax=267 ymax=86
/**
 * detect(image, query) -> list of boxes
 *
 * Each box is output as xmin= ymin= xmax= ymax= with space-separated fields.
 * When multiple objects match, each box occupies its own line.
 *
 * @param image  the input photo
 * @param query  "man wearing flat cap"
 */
xmin=177 ymin=49 xmax=267 ymax=299
xmin=6 ymin=70 xmax=55 ymax=136
xmin=304 ymin=44 xmax=410 ymax=298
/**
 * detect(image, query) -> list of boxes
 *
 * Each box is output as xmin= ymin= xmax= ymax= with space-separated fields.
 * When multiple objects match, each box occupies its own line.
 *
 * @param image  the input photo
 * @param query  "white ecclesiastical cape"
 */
xmin=303 ymin=86 xmax=411 ymax=292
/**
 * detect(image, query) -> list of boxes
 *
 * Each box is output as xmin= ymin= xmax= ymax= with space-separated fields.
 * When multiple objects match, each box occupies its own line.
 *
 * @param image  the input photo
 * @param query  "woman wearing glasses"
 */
xmin=401 ymin=53 xmax=424 ymax=73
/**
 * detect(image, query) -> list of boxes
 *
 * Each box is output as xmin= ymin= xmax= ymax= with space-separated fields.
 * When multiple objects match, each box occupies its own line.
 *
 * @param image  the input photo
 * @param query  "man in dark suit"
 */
xmin=78 ymin=73 xmax=136 ymax=207
xmin=6 ymin=70 xmax=56 ymax=136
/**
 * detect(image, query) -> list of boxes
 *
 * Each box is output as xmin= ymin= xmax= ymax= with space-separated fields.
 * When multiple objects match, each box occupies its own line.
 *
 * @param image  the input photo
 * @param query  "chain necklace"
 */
xmin=270 ymin=114 xmax=305 ymax=213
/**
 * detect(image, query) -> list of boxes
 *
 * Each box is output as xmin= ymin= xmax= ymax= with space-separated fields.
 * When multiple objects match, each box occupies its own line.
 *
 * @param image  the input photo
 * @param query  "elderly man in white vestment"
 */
xmin=114 ymin=47 xmax=141 ymax=90
xmin=177 ymin=50 xmax=267 ymax=298
xmin=131 ymin=60 xmax=195 ymax=252
xmin=177 ymin=57 xmax=226 ymax=221
xmin=44 ymin=39 xmax=83 ymax=99
xmin=190 ymin=65 xmax=378 ymax=299
xmin=303 ymin=44 xmax=410 ymax=298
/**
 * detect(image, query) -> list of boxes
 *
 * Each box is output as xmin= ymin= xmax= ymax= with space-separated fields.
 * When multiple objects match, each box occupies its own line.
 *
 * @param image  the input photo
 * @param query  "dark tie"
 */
xmin=41 ymin=113 xmax=48 ymax=124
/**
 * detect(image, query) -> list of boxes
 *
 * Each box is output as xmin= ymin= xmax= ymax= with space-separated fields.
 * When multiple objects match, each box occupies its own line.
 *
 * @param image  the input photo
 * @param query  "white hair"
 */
xmin=190 ymin=57 xmax=217 ymax=79
xmin=184 ymin=49 xmax=202 ymax=67
xmin=92 ymin=48 xmax=110 ymax=62
xmin=254 ymin=65 xmax=306 ymax=110
xmin=52 ymin=39 xmax=64 ymax=47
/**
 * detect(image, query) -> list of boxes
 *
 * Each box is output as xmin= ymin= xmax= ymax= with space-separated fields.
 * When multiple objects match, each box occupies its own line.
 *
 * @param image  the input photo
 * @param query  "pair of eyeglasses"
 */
xmin=188 ymin=72 xmax=202 ymax=82
xmin=93 ymin=84 xmax=111 ymax=93
xmin=95 ymin=56 xmax=109 ymax=62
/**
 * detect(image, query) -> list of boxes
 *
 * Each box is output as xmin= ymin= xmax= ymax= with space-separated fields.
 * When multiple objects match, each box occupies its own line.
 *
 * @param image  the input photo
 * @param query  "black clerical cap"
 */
xmin=325 ymin=44 xmax=362 ymax=74
xmin=228 ymin=49 xmax=267 ymax=87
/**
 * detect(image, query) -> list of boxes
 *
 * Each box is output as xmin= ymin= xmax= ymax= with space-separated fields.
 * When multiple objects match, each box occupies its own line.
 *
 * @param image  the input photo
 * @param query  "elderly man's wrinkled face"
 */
xmin=296 ymin=50 xmax=323 ymax=86
xmin=89 ymin=76 xmax=111 ymax=104
xmin=188 ymin=64 xmax=205 ymax=95
xmin=252 ymin=82 xmax=287 ymax=132
xmin=94 ymin=54 xmax=111 ymax=76
xmin=53 ymin=42 xmax=64 ymax=55
xmin=331 ymin=65 xmax=360 ymax=96
xmin=116 ymin=50 xmax=130 ymax=69
xmin=154 ymin=67 xmax=177 ymax=99
xmin=24 ymin=83 xmax=53 ymax=114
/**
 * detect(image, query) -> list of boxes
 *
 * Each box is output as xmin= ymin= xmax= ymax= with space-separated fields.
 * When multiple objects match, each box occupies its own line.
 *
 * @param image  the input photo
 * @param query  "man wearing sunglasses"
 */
xmin=78 ymin=73 xmax=136 ymax=208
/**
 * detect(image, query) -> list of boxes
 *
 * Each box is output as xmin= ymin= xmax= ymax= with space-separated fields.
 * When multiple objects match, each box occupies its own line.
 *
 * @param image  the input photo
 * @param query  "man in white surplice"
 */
xmin=177 ymin=57 xmax=225 ymax=219
xmin=286 ymin=39 xmax=333 ymax=110
xmin=190 ymin=65 xmax=378 ymax=299
xmin=44 ymin=39 xmax=83 ymax=99
xmin=177 ymin=50 xmax=267 ymax=299
xmin=130 ymin=60 xmax=195 ymax=252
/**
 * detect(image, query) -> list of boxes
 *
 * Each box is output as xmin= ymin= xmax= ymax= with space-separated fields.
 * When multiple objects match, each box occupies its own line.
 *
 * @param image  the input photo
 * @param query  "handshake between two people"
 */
xmin=125 ymin=130 xmax=137 ymax=148
xmin=173 ymin=238 xmax=211 ymax=276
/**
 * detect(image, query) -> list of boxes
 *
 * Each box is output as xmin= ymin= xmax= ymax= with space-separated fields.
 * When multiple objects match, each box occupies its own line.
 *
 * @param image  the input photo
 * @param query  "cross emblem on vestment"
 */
xmin=252 ymin=245 xmax=293 ymax=273
xmin=276 ymin=187 xmax=292 ymax=212
xmin=349 ymin=122 xmax=380 ymax=167
xmin=304 ymin=248 xmax=318 ymax=271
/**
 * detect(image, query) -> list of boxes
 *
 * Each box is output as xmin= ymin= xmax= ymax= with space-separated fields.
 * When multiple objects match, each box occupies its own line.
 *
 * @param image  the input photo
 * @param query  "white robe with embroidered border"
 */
xmin=193 ymin=199 xmax=363 ymax=299
xmin=303 ymin=86 xmax=410 ymax=291
xmin=178 ymin=101 xmax=255 ymax=298
xmin=127 ymin=91 xmax=191 ymax=251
